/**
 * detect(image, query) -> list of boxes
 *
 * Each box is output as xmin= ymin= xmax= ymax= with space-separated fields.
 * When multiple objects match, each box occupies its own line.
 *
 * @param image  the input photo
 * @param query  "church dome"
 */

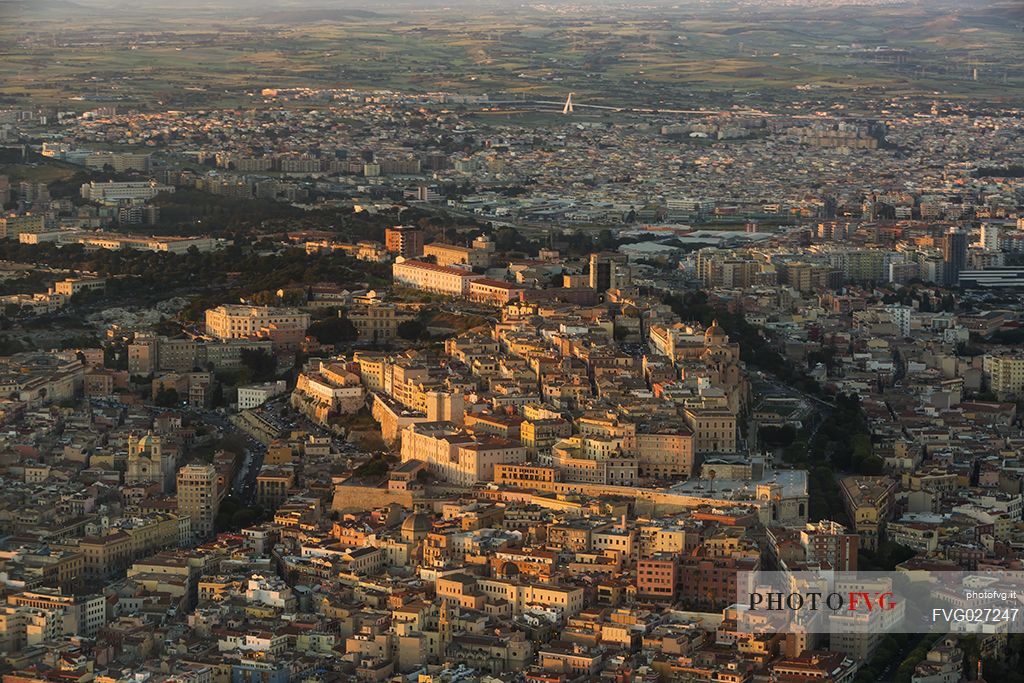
xmin=704 ymin=319 xmax=727 ymax=345
xmin=401 ymin=512 xmax=432 ymax=536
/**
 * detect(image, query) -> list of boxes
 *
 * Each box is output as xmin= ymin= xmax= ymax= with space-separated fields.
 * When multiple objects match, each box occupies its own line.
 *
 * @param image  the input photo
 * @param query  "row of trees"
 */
xmin=305 ymin=311 xmax=428 ymax=346
xmin=661 ymin=289 xmax=827 ymax=396
xmin=657 ymin=291 xmax=895 ymax=524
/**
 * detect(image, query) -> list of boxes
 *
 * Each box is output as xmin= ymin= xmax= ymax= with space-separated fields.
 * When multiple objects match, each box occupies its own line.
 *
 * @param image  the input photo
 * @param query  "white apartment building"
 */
xmin=983 ymin=354 xmax=1024 ymax=398
xmin=53 ymin=276 xmax=106 ymax=297
xmin=884 ymin=304 xmax=912 ymax=338
xmin=423 ymin=242 xmax=491 ymax=268
xmin=6 ymin=591 xmax=106 ymax=637
xmin=236 ymin=380 xmax=288 ymax=410
xmin=979 ymin=223 xmax=1000 ymax=251
xmin=176 ymin=463 xmax=219 ymax=541
xmin=84 ymin=151 xmax=151 ymax=173
xmin=204 ymin=305 xmax=310 ymax=340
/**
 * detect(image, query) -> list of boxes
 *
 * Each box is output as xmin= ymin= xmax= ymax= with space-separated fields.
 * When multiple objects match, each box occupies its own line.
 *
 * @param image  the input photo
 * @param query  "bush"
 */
xmin=397 ymin=319 xmax=429 ymax=341
xmin=759 ymin=424 xmax=797 ymax=448
xmin=308 ymin=315 xmax=357 ymax=344
xmin=154 ymin=387 xmax=180 ymax=407
xmin=240 ymin=349 xmax=277 ymax=382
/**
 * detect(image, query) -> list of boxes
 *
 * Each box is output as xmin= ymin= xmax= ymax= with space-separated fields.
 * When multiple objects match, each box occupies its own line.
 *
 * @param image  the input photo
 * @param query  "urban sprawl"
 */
xmin=0 ymin=78 xmax=1022 ymax=683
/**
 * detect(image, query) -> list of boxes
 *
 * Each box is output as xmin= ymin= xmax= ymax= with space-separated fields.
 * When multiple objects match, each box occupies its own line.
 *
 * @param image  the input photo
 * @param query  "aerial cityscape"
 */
xmin=1 ymin=0 xmax=1024 ymax=682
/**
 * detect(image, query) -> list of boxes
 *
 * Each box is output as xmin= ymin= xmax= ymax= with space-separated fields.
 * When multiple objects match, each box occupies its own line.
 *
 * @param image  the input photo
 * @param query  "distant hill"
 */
xmin=257 ymin=8 xmax=382 ymax=22
xmin=0 ymin=0 xmax=384 ymax=22
xmin=0 ymin=0 xmax=87 ymax=15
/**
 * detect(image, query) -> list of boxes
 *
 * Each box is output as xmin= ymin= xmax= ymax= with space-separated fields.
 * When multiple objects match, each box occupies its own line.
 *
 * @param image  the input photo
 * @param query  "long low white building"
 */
xmin=400 ymin=421 xmax=527 ymax=486
xmin=78 ymin=233 xmax=218 ymax=253
xmin=392 ymin=258 xmax=483 ymax=297
xmin=80 ymin=180 xmax=173 ymax=202
xmin=21 ymin=230 xmax=223 ymax=253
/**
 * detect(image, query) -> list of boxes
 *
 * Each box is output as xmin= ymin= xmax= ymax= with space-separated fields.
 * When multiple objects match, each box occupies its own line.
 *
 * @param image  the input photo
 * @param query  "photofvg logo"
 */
xmin=735 ymin=571 xmax=1024 ymax=635
xmin=735 ymin=572 xmax=906 ymax=636
xmin=748 ymin=588 xmax=897 ymax=613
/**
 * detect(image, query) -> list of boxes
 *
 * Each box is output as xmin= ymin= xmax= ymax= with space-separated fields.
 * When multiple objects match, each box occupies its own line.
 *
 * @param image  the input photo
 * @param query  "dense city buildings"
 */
xmin=0 ymin=0 xmax=1023 ymax=681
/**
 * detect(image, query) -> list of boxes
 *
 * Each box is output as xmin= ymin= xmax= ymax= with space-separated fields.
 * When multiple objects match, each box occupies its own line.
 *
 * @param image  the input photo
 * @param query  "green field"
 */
xmin=0 ymin=152 xmax=80 ymax=185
